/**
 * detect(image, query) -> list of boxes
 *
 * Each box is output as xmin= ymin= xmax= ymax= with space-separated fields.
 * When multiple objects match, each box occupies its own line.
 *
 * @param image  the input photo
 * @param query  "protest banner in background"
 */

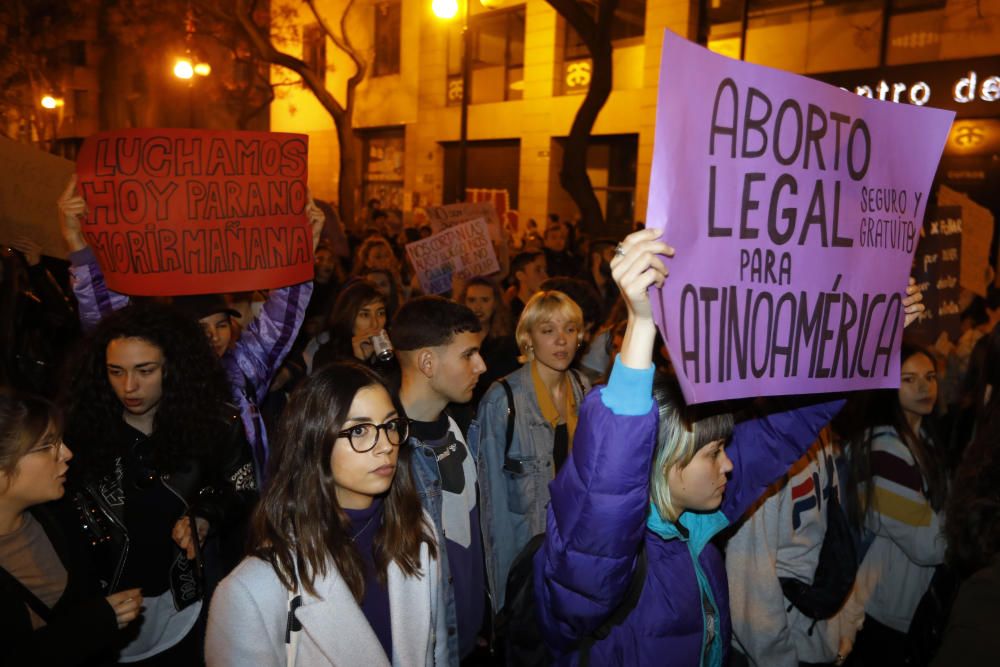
xmin=908 ymin=206 xmax=962 ymax=347
xmin=646 ymin=30 xmax=955 ymax=404
xmin=76 ymin=128 xmax=311 ymax=296
xmin=406 ymin=218 xmax=499 ymax=294
xmin=0 ymin=137 xmax=76 ymax=259
xmin=938 ymin=184 xmax=995 ymax=297
xmin=426 ymin=201 xmax=503 ymax=243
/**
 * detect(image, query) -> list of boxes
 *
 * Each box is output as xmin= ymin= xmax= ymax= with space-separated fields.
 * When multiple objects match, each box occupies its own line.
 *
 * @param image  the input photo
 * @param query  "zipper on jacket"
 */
xmin=86 ymin=485 xmax=130 ymax=592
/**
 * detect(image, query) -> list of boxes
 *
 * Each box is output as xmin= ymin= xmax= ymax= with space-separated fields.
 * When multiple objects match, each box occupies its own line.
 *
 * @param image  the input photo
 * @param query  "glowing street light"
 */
xmin=193 ymin=62 xmax=211 ymax=76
xmin=432 ymin=0 xmax=459 ymax=20
xmin=174 ymin=58 xmax=194 ymax=79
xmin=40 ymin=95 xmax=63 ymax=109
xmin=432 ymin=0 xmax=470 ymax=201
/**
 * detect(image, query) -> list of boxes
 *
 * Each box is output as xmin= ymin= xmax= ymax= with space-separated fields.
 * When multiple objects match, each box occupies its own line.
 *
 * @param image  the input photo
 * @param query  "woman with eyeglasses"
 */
xmin=63 ymin=303 xmax=257 ymax=665
xmin=206 ymin=360 xmax=446 ymax=667
xmin=0 ymin=389 xmax=142 ymax=666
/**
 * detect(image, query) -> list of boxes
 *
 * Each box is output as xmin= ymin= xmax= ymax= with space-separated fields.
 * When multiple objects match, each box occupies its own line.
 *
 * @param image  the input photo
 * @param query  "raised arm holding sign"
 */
xmin=73 ymin=128 xmax=313 ymax=296
xmin=58 ymin=128 xmax=325 ymax=481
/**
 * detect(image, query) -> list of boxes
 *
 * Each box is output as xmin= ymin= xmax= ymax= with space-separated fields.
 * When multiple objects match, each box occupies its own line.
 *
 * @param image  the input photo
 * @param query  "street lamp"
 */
xmin=173 ymin=57 xmax=211 ymax=80
xmin=172 ymin=54 xmax=211 ymax=127
xmin=173 ymin=58 xmax=195 ymax=79
xmin=432 ymin=0 xmax=458 ymax=19
xmin=40 ymin=95 xmax=64 ymax=109
xmin=433 ymin=0 xmax=471 ymax=202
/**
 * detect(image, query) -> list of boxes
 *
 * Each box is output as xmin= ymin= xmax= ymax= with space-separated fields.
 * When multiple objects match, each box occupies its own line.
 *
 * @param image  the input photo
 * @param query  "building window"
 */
xmin=559 ymin=0 xmax=645 ymax=95
xmin=67 ymin=40 xmax=87 ymax=66
xmin=73 ymin=89 xmax=90 ymax=118
xmin=705 ymin=0 xmax=980 ymax=73
xmin=563 ymin=0 xmax=646 ymax=60
xmin=302 ymin=24 xmax=326 ymax=81
xmin=550 ymin=134 xmax=637 ymax=230
xmin=373 ymin=1 xmax=401 ymax=76
xmin=442 ymin=139 xmax=520 ymax=206
xmin=361 ymin=127 xmax=405 ymax=214
xmin=447 ymin=6 xmax=525 ymax=106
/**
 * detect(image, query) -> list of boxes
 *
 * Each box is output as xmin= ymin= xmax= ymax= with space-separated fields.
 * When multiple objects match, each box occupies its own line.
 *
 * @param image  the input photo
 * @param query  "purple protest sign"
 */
xmin=647 ymin=31 xmax=954 ymax=404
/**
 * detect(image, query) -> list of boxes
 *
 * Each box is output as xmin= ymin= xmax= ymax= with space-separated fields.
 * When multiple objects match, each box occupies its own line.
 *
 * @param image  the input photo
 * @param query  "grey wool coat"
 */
xmin=205 ymin=539 xmax=448 ymax=667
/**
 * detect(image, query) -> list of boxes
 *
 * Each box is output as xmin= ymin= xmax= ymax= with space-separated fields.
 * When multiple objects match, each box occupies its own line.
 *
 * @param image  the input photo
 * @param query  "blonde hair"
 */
xmin=649 ymin=375 xmax=734 ymax=522
xmin=515 ymin=290 xmax=584 ymax=363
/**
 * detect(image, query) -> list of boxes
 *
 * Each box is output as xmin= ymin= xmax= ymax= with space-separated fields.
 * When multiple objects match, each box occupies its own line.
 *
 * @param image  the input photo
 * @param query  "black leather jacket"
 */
xmin=72 ymin=408 xmax=257 ymax=609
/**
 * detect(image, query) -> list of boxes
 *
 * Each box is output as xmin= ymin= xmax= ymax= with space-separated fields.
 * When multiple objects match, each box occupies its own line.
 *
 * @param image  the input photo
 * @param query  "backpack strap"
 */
xmin=0 ymin=566 xmax=53 ymax=623
xmin=500 ymin=379 xmax=523 ymax=474
xmin=578 ymin=542 xmax=648 ymax=665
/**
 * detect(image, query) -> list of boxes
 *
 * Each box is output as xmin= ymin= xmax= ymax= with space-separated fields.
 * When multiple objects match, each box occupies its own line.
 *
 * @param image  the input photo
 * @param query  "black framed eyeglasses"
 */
xmin=336 ymin=418 xmax=409 ymax=453
xmin=27 ymin=440 xmax=64 ymax=460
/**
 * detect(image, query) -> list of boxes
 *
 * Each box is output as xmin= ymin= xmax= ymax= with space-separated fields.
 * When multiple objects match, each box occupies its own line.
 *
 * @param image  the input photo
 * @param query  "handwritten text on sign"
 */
xmin=646 ymin=31 xmax=955 ymax=403
xmin=406 ymin=218 xmax=500 ymax=294
xmin=908 ymin=206 xmax=962 ymax=347
xmin=76 ymin=128 xmax=312 ymax=296
xmin=426 ymin=201 xmax=503 ymax=244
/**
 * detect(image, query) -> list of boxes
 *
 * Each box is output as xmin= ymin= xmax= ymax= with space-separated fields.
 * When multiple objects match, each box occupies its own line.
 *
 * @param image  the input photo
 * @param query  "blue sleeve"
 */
xmin=600 ymin=355 xmax=654 ymax=416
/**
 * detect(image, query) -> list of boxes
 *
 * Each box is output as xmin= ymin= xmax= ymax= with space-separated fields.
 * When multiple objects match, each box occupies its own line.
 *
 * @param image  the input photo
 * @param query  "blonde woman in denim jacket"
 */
xmin=476 ymin=290 xmax=590 ymax=611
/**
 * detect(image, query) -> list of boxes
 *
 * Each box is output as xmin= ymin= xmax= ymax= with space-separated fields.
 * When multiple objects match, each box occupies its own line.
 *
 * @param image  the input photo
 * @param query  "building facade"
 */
xmin=270 ymin=0 xmax=1000 ymax=232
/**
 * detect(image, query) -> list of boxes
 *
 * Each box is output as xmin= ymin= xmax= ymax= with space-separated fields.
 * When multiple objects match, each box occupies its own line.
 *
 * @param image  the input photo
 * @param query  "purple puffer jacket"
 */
xmin=534 ymin=359 xmax=844 ymax=666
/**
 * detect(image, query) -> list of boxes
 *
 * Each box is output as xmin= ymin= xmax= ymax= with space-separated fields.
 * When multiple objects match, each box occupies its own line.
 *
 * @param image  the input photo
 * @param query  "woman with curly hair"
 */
xmin=206 ymin=361 xmax=447 ymax=666
xmin=64 ymin=302 xmax=257 ymax=665
xmin=352 ymin=235 xmax=402 ymax=285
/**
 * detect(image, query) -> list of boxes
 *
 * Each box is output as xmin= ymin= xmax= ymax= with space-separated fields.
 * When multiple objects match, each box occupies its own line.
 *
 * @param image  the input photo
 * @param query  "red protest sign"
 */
xmin=76 ymin=128 xmax=312 ymax=296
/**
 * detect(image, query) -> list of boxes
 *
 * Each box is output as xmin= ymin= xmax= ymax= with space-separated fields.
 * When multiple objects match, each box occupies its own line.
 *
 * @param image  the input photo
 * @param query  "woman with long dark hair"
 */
xmin=64 ymin=303 xmax=256 ymax=665
xmin=457 ymin=276 xmax=519 ymax=406
xmin=843 ymin=342 xmax=947 ymax=666
xmin=0 ymin=389 xmax=142 ymax=667
xmin=298 ymin=280 xmax=387 ymax=372
xmin=206 ymin=362 xmax=446 ymax=666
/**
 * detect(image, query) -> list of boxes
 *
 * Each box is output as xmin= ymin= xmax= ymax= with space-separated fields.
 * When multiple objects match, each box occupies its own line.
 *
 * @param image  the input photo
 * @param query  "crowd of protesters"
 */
xmin=0 ymin=181 xmax=998 ymax=667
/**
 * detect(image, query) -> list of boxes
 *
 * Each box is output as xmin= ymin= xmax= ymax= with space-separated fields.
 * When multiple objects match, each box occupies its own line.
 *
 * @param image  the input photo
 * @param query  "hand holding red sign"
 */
xmin=58 ymin=175 xmax=88 ymax=253
xmin=74 ymin=128 xmax=312 ymax=296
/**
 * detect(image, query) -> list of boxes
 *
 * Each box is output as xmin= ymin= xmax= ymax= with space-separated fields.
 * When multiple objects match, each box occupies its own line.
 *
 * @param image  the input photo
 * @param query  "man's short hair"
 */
xmin=510 ymin=251 xmax=543 ymax=281
xmin=391 ymin=296 xmax=482 ymax=351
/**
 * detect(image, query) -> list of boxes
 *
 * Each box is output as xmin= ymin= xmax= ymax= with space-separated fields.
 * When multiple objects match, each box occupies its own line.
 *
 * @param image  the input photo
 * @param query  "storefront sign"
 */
xmin=812 ymin=56 xmax=1000 ymax=118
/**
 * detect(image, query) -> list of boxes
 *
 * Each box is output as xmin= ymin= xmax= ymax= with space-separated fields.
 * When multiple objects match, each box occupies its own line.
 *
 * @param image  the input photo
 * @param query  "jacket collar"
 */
xmin=645 ymin=502 xmax=729 ymax=558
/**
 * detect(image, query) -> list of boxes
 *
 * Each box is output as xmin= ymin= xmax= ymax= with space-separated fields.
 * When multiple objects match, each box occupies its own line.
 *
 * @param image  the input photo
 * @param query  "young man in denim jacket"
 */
xmin=392 ymin=296 xmax=492 ymax=663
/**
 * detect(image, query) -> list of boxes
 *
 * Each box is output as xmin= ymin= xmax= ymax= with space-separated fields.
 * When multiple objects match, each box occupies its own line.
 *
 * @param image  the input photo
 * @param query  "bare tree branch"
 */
xmin=234 ymin=0 xmax=345 ymax=123
xmin=303 ymin=0 xmax=367 ymax=89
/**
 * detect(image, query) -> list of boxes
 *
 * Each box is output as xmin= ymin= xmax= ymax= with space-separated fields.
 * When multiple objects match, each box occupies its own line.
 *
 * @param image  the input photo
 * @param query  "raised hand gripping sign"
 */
xmin=76 ymin=128 xmax=312 ymax=296
xmin=647 ymin=31 xmax=955 ymax=404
